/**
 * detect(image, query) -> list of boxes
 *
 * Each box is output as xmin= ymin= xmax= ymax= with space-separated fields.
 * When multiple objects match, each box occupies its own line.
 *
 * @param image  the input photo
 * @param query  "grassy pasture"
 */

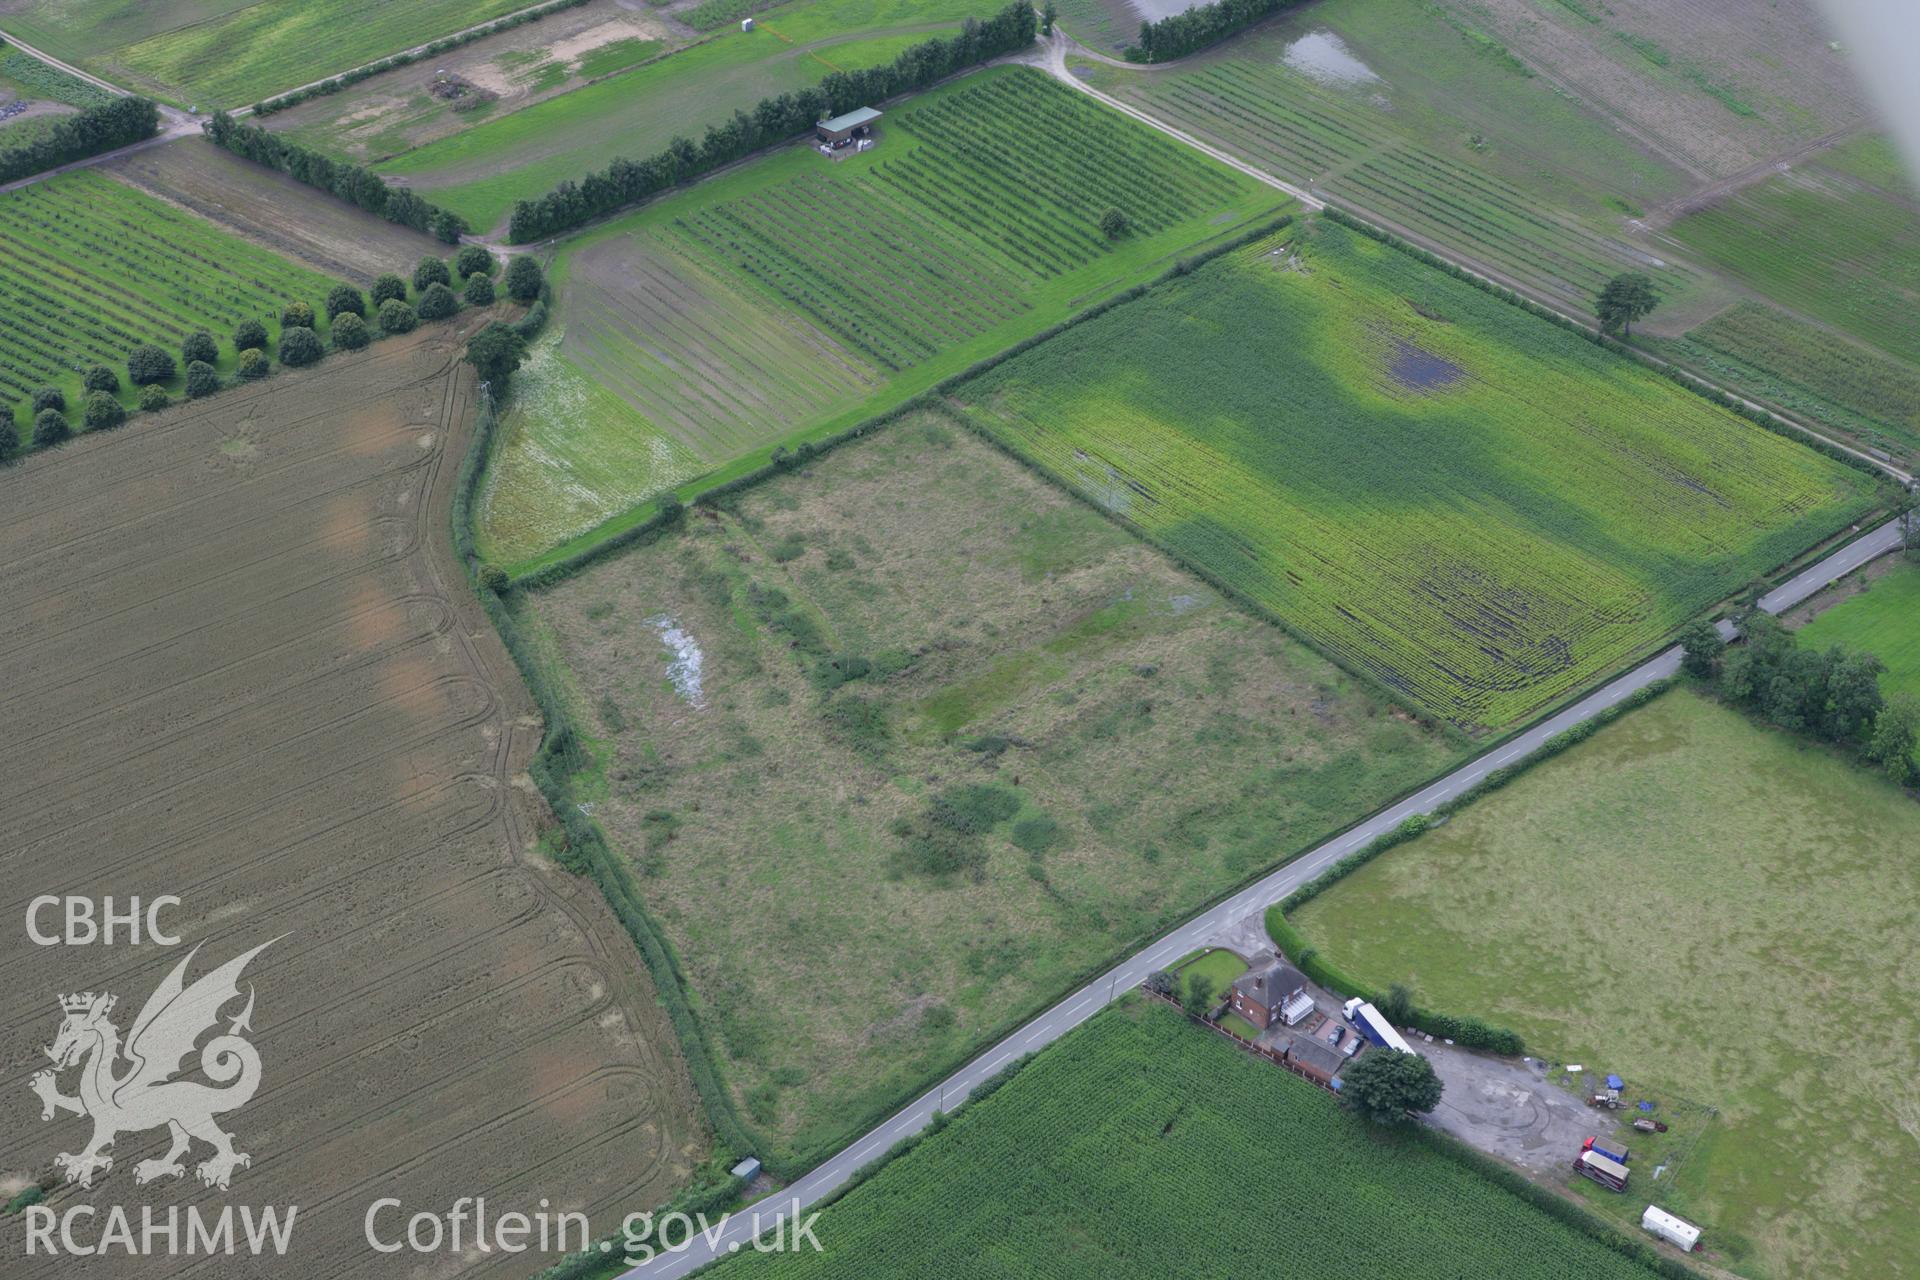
xmin=0 ymin=0 xmax=530 ymax=107
xmin=477 ymin=65 xmax=1281 ymax=567
xmin=1071 ymin=0 xmax=1693 ymax=313
xmin=1797 ymin=560 xmax=1920 ymax=704
xmin=948 ymin=219 xmax=1875 ymax=730
xmin=1289 ymin=689 xmax=1920 ymax=1280
xmin=528 ymin=418 xmax=1462 ymax=1162
xmin=376 ymin=0 xmax=989 ymax=233
xmin=0 ymin=170 xmax=338 ymax=436
xmin=716 ymin=1001 xmax=1671 ymax=1279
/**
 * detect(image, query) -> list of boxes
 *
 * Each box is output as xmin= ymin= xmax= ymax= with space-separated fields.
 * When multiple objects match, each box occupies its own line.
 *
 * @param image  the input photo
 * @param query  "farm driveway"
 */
xmin=1421 ymin=1042 xmax=1609 ymax=1176
xmin=0 ymin=324 xmax=706 ymax=1275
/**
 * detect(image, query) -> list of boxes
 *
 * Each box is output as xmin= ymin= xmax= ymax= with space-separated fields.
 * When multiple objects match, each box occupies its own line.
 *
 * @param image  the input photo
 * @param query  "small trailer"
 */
xmin=1583 ymin=1135 xmax=1629 ymax=1164
xmin=1574 ymin=1149 xmax=1629 ymax=1192
xmin=1641 ymin=1205 xmax=1701 ymax=1252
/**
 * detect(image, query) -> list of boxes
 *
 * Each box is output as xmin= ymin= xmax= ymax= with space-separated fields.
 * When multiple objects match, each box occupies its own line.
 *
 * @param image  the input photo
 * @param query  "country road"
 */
xmin=0 ymin=23 xmax=199 ymax=194
xmin=619 ymin=517 xmax=1905 ymax=1277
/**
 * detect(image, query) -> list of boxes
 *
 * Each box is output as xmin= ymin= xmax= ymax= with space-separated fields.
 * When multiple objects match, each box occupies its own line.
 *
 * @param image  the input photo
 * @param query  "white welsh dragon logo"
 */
xmin=28 ymin=941 xmax=275 ymax=1191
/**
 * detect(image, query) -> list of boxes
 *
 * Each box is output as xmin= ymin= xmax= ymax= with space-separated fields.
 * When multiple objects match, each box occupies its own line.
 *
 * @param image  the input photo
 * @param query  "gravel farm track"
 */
xmin=0 ymin=321 xmax=706 ymax=1276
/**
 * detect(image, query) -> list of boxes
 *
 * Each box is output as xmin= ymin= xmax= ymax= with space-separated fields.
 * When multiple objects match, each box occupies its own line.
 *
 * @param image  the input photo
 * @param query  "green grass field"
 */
xmin=1289 ymin=688 xmax=1920 ymax=1280
xmin=1798 ymin=560 xmax=1920 ymax=703
xmin=0 ymin=170 xmax=340 ymax=437
xmin=947 ymin=218 xmax=1876 ymax=730
xmin=476 ymin=65 xmax=1283 ymax=568
xmin=717 ymin=1000 xmax=1671 ymax=1278
xmin=1071 ymin=0 xmax=1694 ymax=314
xmin=376 ymin=0 xmax=987 ymax=233
xmin=527 ymin=417 xmax=1463 ymax=1162
xmin=0 ymin=0 xmax=531 ymax=107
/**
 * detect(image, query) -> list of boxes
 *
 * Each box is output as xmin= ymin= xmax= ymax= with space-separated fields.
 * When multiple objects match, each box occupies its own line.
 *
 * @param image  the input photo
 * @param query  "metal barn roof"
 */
xmin=818 ymin=106 xmax=882 ymax=132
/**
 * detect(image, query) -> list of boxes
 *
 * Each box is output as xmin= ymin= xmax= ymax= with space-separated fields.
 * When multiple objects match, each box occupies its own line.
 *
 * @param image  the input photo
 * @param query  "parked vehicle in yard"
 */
xmin=1342 ymin=998 xmax=1415 ymax=1055
xmin=1583 ymin=1135 xmax=1629 ymax=1164
xmin=1574 ymin=1149 xmax=1629 ymax=1192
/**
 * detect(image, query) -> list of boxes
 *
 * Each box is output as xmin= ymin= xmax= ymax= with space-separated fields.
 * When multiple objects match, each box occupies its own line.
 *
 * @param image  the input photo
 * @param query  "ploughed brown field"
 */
xmin=0 ymin=324 xmax=705 ymax=1275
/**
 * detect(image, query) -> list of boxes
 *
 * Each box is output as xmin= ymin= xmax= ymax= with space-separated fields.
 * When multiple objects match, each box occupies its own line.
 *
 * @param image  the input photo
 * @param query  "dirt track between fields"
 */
xmin=0 ymin=324 xmax=706 ymax=1275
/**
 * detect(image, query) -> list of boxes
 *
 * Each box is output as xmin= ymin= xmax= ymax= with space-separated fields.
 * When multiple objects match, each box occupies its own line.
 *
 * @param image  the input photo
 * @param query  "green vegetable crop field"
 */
xmin=718 ymin=1001 xmax=1669 ymax=1278
xmin=1290 ymin=689 xmax=1920 ymax=1280
xmin=1071 ymin=0 xmax=1693 ymax=313
xmin=1668 ymin=146 xmax=1920 ymax=368
xmin=0 ymin=0 xmax=529 ymax=107
xmin=478 ymin=66 xmax=1279 ymax=568
xmin=0 ymin=171 xmax=336 ymax=435
xmin=949 ymin=219 xmax=1876 ymax=730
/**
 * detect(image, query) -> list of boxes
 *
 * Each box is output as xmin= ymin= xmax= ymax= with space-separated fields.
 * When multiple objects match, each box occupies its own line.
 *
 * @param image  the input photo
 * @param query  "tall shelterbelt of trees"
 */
xmin=506 ymin=1 xmax=1037 ymax=243
xmin=1126 ymin=0 xmax=1304 ymax=63
xmin=0 ymin=96 xmax=159 ymax=183
xmin=201 ymin=113 xmax=467 ymax=242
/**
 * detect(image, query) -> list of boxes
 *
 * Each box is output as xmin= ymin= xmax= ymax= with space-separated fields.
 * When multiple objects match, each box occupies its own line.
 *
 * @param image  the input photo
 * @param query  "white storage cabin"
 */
xmin=1640 ymin=1206 xmax=1700 ymax=1252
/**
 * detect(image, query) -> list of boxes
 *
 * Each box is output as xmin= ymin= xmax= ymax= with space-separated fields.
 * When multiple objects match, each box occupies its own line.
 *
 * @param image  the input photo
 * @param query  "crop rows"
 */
xmin=1670 ymin=172 xmax=1920 ymax=366
xmin=0 ymin=171 xmax=332 ymax=413
xmin=721 ymin=1003 xmax=1670 ymax=1278
xmin=1338 ymin=148 xmax=1690 ymax=305
xmin=673 ymin=173 xmax=1030 ymax=372
xmin=1101 ymin=53 xmax=1686 ymax=306
xmin=952 ymin=225 xmax=1872 ymax=730
xmin=882 ymin=71 xmax=1242 ymax=277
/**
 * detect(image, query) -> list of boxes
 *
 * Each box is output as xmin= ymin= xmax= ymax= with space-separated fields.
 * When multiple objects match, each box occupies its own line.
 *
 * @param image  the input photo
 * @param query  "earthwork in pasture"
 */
xmin=524 ymin=417 xmax=1462 ymax=1163
xmin=0 ymin=326 xmax=707 ymax=1274
xmin=946 ymin=218 xmax=1878 ymax=731
xmin=1288 ymin=689 xmax=1920 ymax=1280
xmin=714 ymin=1001 xmax=1672 ymax=1279
xmin=477 ymin=65 xmax=1281 ymax=569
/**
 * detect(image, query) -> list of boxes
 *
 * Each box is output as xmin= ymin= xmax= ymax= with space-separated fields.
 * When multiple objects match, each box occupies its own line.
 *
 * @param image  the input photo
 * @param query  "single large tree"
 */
xmin=1867 ymin=693 xmax=1919 ymax=786
xmin=1595 ymin=272 xmax=1659 ymax=338
xmin=1340 ymin=1050 xmax=1443 ymax=1124
xmin=465 ymin=321 xmax=527 ymax=392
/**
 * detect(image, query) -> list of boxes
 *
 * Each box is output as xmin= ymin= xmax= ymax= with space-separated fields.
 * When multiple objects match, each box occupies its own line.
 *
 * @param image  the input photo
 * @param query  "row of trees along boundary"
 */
xmin=503 ymin=2 xmax=1038 ymax=242
xmin=202 ymin=112 xmax=467 ymax=242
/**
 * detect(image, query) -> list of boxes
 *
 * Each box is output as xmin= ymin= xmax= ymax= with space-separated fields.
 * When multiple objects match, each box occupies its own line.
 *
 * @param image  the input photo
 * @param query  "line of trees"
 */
xmin=1683 ymin=609 xmax=1918 ymax=784
xmin=1125 ymin=0 xmax=1304 ymax=63
xmin=201 ymin=112 xmax=466 ymax=242
xmin=0 ymin=96 xmax=159 ymax=184
xmin=505 ymin=1 xmax=1037 ymax=243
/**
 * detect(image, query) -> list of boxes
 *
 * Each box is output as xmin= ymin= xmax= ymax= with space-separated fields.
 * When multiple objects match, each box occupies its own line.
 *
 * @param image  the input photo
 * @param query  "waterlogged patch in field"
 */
xmin=717 ymin=1002 xmax=1671 ymax=1279
xmin=0 ymin=170 xmax=336 ymax=433
xmin=478 ymin=331 xmax=704 ymax=560
xmin=1290 ymin=690 xmax=1920 ymax=1280
xmin=482 ymin=66 xmax=1278 ymax=568
xmin=533 ymin=421 xmax=1460 ymax=1160
xmin=951 ymin=220 xmax=1876 ymax=729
